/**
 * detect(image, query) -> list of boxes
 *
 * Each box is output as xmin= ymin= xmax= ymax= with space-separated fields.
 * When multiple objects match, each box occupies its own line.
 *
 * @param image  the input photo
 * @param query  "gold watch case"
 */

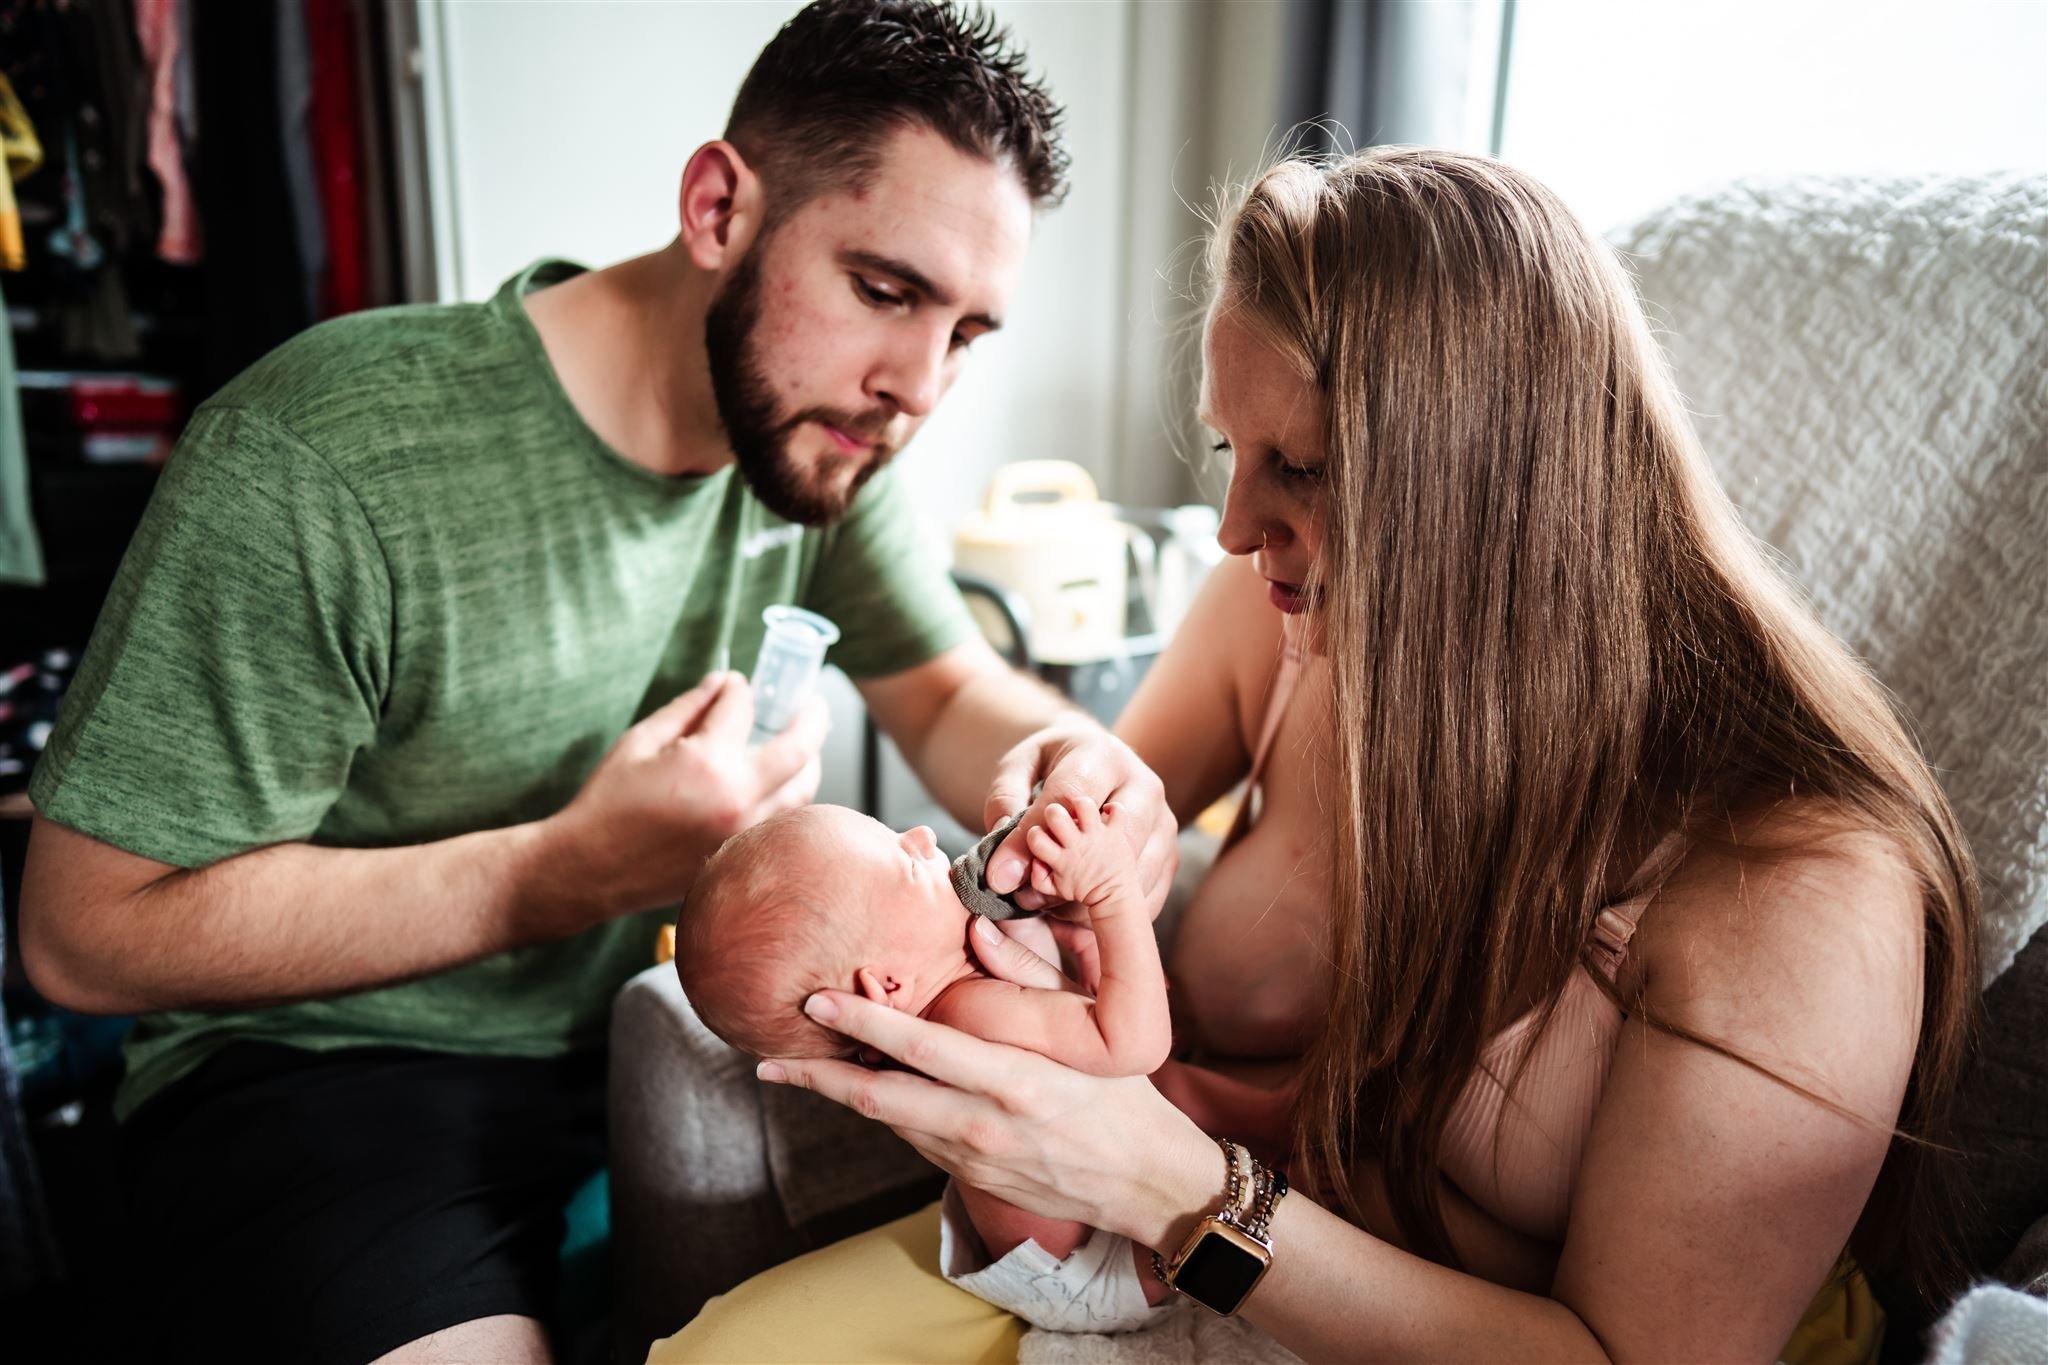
xmin=1166 ymin=1215 xmax=1274 ymax=1316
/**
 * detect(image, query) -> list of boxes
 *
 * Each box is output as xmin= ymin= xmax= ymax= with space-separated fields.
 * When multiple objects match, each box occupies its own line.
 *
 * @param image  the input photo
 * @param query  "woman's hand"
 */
xmin=756 ymin=987 xmax=1219 ymax=1251
xmin=972 ymin=910 xmax=1102 ymax=996
xmin=981 ymin=722 xmax=1178 ymax=914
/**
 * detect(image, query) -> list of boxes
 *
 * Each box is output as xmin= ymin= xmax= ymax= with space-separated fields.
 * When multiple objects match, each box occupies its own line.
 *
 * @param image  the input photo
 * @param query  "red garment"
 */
xmin=135 ymin=0 xmax=200 ymax=264
xmin=305 ymin=0 xmax=364 ymax=317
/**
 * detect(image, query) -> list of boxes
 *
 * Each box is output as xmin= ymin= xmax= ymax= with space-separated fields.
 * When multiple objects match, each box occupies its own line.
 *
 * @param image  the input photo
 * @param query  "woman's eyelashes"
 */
xmin=1213 ymin=438 xmax=1325 ymax=487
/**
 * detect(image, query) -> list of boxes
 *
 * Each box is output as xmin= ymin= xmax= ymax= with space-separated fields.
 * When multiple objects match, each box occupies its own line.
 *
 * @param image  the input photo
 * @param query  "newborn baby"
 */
xmin=678 ymin=797 xmax=1178 ymax=1332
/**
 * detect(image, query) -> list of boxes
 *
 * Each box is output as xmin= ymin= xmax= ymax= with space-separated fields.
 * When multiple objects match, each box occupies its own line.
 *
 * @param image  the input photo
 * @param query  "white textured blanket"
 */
xmin=1926 ymin=1283 xmax=2048 ymax=1365
xmin=1018 ymin=172 xmax=2048 ymax=1363
xmin=1615 ymin=173 xmax=2048 ymax=985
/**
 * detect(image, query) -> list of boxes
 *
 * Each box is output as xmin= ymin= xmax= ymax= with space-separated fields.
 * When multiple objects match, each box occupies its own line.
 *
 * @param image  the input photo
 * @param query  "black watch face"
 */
xmin=1176 ymin=1230 xmax=1267 ymax=1314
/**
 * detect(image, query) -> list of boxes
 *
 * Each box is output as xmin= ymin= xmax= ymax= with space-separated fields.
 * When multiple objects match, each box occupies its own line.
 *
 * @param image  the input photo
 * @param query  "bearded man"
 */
xmin=17 ymin=4 xmax=1174 ymax=1361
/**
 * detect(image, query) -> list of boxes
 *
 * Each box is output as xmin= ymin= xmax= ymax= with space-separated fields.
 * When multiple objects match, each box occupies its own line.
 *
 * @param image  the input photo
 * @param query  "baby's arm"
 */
xmin=1013 ymin=798 xmax=1171 ymax=1075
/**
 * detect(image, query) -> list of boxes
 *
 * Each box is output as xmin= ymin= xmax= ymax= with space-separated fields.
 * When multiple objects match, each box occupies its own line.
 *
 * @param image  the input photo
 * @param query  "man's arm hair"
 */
xmin=856 ymin=639 xmax=1074 ymax=833
xmin=19 ymin=815 xmax=599 ymax=1015
xmin=19 ymin=672 xmax=824 ymax=1015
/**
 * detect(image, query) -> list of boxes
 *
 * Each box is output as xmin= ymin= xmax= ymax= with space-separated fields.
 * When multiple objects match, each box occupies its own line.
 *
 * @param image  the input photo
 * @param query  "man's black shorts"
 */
xmin=119 ymin=1042 xmax=605 ymax=1365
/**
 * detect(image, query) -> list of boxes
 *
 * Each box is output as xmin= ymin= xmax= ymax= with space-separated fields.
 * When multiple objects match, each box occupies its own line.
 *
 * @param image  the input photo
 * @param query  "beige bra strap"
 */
xmin=1223 ymin=625 xmax=1307 ymax=852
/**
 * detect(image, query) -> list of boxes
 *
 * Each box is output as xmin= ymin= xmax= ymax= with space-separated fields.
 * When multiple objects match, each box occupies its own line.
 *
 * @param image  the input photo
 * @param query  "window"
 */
xmin=1499 ymin=0 xmax=2048 ymax=232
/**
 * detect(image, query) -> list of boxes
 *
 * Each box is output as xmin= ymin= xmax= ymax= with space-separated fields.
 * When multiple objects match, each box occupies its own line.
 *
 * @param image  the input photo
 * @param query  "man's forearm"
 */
xmin=22 ymin=815 xmax=612 ymax=1015
xmin=899 ymin=665 xmax=1075 ymax=830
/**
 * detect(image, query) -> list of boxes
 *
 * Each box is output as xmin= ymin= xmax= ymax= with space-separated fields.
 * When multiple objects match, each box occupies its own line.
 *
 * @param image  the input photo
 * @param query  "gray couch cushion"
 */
xmin=1956 ymin=920 xmax=2048 ymax=1278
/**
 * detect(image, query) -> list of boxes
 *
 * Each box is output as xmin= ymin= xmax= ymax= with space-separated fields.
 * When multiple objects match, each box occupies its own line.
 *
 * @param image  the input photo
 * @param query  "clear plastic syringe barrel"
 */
xmin=749 ymin=605 xmax=841 ymax=745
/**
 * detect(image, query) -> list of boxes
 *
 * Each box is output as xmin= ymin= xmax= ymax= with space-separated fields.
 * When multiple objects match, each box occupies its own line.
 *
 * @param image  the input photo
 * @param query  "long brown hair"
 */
xmin=1207 ymin=148 xmax=1978 ymax=1302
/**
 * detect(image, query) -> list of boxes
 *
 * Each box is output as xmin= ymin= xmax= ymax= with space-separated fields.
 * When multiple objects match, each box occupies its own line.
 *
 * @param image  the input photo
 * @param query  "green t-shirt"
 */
xmin=30 ymin=259 xmax=976 ymax=1119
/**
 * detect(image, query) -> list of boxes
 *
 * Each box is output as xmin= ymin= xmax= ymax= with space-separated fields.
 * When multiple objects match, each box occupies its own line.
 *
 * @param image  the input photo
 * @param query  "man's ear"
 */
xmin=677 ymin=139 xmax=763 ymax=272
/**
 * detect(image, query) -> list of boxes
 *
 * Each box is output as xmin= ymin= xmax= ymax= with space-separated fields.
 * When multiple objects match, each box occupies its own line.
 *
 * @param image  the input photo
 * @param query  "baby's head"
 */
xmin=677 ymin=805 xmax=975 ymax=1059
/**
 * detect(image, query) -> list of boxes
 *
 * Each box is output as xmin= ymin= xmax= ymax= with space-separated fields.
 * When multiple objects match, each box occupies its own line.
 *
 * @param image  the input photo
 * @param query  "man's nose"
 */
xmin=867 ymin=327 xmax=949 ymax=419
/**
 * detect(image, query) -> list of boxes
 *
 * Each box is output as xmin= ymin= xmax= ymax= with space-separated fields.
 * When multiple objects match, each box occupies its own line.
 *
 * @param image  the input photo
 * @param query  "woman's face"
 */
xmin=1201 ymin=310 xmax=1328 ymax=615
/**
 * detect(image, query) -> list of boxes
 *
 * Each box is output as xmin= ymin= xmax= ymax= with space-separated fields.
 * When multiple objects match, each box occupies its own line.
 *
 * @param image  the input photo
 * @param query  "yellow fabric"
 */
xmin=1781 ymin=1258 xmax=1885 ymax=1365
xmin=650 ymin=1202 xmax=1020 ymax=1365
xmin=650 ymin=1202 xmax=1879 ymax=1364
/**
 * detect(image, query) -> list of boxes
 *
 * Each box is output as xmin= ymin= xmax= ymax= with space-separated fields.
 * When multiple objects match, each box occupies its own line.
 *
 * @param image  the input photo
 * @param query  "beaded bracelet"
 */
xmin=1150 ymin=1140 xmax=1289 ymax=1285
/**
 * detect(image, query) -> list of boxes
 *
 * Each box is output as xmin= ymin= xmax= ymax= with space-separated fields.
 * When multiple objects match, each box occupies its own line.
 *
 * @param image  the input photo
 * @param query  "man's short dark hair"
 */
xmin=725 ymin=0 xmax=1069 ymax=221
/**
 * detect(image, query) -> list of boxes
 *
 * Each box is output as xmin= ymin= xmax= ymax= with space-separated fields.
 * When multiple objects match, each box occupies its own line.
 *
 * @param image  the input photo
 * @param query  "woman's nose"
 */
xmin=1217 ymin=477 xmax=1289 ymax=558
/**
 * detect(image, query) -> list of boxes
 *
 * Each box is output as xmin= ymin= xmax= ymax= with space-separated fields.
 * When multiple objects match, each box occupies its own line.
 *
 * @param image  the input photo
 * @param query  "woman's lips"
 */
xmin=1266 ymin=580 xmax=1311 ymax=614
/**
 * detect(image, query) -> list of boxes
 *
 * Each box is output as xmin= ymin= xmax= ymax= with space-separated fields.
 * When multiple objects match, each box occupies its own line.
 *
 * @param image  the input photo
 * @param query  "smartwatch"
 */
xmin=1153 ymin=1141 xmax=1289 ymax=1317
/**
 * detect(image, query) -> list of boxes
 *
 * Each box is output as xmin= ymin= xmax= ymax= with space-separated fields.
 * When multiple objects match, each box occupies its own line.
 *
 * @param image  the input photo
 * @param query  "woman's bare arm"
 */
xmin=1114 ymin=557 xmax=1276 ymax=825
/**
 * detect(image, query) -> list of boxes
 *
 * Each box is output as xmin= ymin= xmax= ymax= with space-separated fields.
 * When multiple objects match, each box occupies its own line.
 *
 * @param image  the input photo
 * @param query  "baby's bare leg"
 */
xmin=954 ymin=1178 xmax=1090 ymax=1262
xmin=956 ymin=1183 xmax=1174 ymax=1308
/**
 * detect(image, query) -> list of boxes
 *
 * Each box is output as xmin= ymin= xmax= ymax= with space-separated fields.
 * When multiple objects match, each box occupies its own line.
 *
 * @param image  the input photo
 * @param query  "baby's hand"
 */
xmin=1022 ymin=798 xmax=1139 ymax=910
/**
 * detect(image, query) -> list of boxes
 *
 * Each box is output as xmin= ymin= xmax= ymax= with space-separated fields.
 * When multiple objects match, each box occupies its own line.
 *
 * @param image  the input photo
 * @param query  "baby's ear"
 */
xmin=855 ymin=966 xmax=895 ymax=1007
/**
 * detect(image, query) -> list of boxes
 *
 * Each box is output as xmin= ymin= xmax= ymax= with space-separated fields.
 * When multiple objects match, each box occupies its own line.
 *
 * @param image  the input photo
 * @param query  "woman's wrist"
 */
xmin=1114 ymin=1112 xmax=1236 ymax=1253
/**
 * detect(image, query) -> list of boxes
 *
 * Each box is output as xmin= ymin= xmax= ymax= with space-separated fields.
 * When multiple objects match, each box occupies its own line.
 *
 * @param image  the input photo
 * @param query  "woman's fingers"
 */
xmin=754 ymin=1052 xmax=970 ymax=1137
xmin=788 ymin=989 xmax=1021 ymax=1095
xmin=970 ymin=916 xmax=1074 ymax=991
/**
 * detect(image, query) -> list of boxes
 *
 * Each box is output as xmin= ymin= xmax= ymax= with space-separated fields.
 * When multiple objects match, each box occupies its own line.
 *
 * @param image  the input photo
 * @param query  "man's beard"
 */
xmin=704 ymin=249 xmax=897 ymax=527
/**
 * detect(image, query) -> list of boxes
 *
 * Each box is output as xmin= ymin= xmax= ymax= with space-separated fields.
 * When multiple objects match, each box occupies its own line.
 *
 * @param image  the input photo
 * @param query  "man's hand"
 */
xmin=982 ymin=721 xmax=1176 ymax=915
xmin=542 ymin=671 xmax=826 ymax=923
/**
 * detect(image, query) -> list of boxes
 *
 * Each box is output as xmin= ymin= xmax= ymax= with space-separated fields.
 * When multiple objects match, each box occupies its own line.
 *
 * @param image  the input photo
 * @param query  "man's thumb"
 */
xmin=631 ymin=672 xmax=731 ymax=750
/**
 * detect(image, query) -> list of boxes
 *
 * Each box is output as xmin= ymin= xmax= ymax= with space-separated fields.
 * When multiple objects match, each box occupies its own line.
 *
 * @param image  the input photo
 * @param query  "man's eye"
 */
xmin=854 ymin=277 xmax=904 ymax=307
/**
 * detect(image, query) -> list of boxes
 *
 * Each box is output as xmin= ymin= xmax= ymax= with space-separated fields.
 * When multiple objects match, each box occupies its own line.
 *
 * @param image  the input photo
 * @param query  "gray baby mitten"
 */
xmin=948 ymin=811 xmax=1037 ymax=920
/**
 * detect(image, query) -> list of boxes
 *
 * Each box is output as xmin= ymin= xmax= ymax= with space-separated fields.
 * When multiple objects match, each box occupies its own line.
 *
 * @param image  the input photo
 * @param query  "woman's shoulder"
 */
xmin=1629 ymin=801 xmax=1924 ymax=1048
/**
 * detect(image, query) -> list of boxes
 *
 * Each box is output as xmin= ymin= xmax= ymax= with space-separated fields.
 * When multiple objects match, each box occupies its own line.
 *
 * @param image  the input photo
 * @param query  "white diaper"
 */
xmin=938 ymin=1182 xmax=1165 ymax=1335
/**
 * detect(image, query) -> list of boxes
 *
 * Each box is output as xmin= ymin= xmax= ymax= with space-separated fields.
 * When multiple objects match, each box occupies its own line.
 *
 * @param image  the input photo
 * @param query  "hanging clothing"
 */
xmin=51 ymin=0 xmax=154 ymax=259
xmin=348 ymin=0 xmax=395 ymax=306
xmin=172 ymin=0 xmax=196 ymax=157
xmin=0 ymin=72 xmax=41 ymax=271
xmin=135 ymin=0 xmax=200 ymax=264
xmin=0 ymin=273 xmax=45 ymax=586
xmin=276 ymin=0 xmax=326 ymax=319
xmin=191 ymin=0 xmax=311 ymax=393
xmin=0 ymin=880 xmax=64 ymax=1296
xmin=306 ymin=0 xmax=367 ymax=317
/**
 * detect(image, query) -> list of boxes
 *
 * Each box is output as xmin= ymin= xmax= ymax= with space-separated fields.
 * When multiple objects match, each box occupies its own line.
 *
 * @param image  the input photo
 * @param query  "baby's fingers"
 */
xmin=1045 ymin=802 xmax=1080 ymax=840
xmin=1025 ymin=825 xmax=1063 ymax=862
xmin=1031 ymin=860 xmax=1058 ymax=896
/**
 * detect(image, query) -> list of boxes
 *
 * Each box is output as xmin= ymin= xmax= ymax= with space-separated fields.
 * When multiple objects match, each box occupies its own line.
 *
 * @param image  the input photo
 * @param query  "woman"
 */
xmin=655 ymin=149 xmax=1977 ymax=1362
